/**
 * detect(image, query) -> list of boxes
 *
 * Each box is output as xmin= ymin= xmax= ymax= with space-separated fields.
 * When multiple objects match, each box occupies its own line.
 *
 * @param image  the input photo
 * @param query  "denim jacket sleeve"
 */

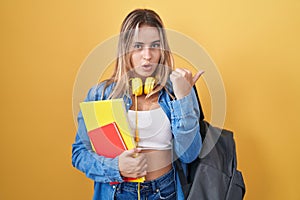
xmin=168 ymin=88 xmax=202 ymax=163
xmin=71 ymin=86 xmax=124 ymax=183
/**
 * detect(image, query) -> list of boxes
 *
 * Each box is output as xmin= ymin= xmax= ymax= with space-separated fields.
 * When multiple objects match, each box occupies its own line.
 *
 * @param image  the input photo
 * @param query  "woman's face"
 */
xmin=130 ymin=24 xmax=161 ymax=78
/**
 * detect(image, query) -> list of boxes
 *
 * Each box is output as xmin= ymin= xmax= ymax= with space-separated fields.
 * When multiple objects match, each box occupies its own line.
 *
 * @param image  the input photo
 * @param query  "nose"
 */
xmin=142 ymin=47 xmax=151 ymax=61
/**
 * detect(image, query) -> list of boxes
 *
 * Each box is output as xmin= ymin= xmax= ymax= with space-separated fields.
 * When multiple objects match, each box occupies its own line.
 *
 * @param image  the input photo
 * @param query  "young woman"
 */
xmin=72 ymin=9 xmax=203 ymax=200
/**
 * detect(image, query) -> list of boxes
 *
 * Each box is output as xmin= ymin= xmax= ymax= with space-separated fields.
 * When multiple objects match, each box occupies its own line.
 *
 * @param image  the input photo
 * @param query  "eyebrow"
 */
xmin=133 ymin=40 xmax=161 ymax=44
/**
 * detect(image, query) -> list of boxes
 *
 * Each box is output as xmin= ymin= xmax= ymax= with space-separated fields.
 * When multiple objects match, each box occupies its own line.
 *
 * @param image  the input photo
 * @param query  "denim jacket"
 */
xmin=72 ymin=81 xmax=202 ymax=200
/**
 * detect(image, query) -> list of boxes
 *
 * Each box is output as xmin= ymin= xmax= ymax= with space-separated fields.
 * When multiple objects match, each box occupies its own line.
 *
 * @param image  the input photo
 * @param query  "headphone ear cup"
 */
xmin=144 ymin=77 xmax=156 ymax=95
xmin=131 ymin=78 xmax=143 ymax=96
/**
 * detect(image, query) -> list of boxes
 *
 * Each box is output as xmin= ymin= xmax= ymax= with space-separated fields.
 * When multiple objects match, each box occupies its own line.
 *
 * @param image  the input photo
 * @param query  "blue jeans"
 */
xmin=114 ymin=168 xmax=176 ymax=200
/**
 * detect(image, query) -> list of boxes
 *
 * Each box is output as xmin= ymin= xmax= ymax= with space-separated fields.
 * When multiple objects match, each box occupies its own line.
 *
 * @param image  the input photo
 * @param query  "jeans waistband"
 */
xmin=117 ymin=168 xmax=175 ymax=193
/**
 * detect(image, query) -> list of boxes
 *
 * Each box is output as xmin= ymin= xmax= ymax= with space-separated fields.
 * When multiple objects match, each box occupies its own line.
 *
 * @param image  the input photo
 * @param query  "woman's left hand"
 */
xmin=170 ymin=68 xmax=204 ymax=99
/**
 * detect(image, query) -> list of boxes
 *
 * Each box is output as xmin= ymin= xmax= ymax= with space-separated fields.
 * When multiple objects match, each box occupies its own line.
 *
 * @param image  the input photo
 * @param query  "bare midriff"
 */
xmin=130 ymin=93 xmax=172 ymax=181
xmin=141 ymin=149 xmax=172 ymax=181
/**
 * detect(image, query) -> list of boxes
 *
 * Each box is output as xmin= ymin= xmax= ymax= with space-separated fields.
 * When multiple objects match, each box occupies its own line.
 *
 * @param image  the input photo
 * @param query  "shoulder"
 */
xmin=85 ymin=81 xmax=115 ymax=101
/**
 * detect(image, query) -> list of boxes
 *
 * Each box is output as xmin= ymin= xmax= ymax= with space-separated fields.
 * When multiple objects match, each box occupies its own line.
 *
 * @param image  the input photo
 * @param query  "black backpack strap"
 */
xmin=174 ymin=159 xmax=190 ymax=198
xmin=193 ymin=85 xmax=204 ymax=121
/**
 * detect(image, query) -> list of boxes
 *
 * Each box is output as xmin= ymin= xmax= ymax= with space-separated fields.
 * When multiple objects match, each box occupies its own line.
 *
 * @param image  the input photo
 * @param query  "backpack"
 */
xmin=174 ymin=87 xmax=246 ymax=200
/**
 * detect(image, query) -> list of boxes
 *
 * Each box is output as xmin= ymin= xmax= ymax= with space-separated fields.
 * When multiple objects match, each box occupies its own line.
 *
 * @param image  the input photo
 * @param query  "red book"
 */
xmin=88 ymin=122 xmax=127 ymax=158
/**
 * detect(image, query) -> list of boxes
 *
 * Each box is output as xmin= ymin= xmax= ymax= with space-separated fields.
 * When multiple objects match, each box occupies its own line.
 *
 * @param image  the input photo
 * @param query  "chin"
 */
xmin=135 ymin=71 xmax=155 ymax=78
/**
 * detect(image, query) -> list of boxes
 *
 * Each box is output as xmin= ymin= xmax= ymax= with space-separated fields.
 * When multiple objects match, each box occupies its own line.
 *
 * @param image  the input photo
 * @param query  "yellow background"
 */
xmin=1 ymin=0 xmax=299 ymax=199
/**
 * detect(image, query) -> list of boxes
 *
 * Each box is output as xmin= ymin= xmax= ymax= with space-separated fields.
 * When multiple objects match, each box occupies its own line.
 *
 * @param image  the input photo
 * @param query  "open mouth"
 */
xmin=142 ymin=64 xmax=152 ymax=68
xmin=141 ymin=64 xmax=153 ymax=71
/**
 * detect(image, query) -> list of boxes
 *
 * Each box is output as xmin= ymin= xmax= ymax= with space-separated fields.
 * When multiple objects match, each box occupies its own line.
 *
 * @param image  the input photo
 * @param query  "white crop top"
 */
xmin=127 ymin=107 xmax=172 ymax=150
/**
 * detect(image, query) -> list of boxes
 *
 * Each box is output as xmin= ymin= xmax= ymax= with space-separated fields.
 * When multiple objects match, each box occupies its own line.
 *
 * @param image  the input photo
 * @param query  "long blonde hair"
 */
xmin=104 ymin=9 xmax=174 ymax=99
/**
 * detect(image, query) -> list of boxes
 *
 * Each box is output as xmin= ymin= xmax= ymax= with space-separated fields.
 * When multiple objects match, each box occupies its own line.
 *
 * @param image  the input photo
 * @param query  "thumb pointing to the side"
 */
xmin=192 ymin=70 xmax=205 ymax=85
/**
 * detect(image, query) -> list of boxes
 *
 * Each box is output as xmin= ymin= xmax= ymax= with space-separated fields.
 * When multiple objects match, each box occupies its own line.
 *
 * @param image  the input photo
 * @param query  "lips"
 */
xmin=141 ymin=64 xmax=153 ymax=71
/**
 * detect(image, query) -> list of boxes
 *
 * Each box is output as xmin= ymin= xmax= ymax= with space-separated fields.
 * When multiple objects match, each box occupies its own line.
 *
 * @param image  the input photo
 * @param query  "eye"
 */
xmin=151 ymin=43 xmax=161 ymax=49
xmin=133 ymin=44 xmax=143 ymax=49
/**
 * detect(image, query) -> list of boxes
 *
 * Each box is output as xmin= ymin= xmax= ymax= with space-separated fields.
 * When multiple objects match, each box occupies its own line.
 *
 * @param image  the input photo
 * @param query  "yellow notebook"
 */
xmin=80 ymin=99 xmax=144 ymax=183
xmin=80 ymin=98 xmax=135 ymax=150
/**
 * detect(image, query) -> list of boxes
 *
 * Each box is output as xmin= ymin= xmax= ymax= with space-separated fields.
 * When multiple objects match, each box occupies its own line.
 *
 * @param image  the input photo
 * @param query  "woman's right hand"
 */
xmin=118 ymin=148 xmax=147 ymax=178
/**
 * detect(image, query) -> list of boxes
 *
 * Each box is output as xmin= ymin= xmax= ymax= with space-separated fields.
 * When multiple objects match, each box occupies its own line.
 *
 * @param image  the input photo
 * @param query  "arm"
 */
xmin=170 ymin=88 xmax=202 ymax=163
xmin=169 ymin=69 xmax=204 ymax=163
xmin=71 ymin=86 xmax=123 ymax=183
xmin=72 ymin=86 xmax=147 ymax=182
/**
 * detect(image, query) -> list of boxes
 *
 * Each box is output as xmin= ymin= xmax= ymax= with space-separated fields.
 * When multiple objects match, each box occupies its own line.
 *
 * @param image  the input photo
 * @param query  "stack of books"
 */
xmin=80 ymin=98 xmax=144 ymax=182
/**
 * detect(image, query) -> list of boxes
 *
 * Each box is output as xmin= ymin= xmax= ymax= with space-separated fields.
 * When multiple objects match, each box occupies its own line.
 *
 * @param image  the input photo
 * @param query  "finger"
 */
xmin=171 ymin=69 xmax=192 ymax=81
xmin=124 ymin=148 xmax=140 ymax=157
xmin=138 ymin=155 xmax=147 ymax=167
xmin=175 ymin=68 xmax=192 ymax=77
xmin=137 ymin=170 xmax=147 ymax=178
xmin=123 ymin=148 xmax=135 ymax=156
xmin=138 ymin=170 xmax=147 ymax=177
xmin=134 ymin=148 xmax=142 ymax=153
xmin=133 ymin=148 xmax=143 ymax=158
xmin=177 ymin=68 xmax=190 ymax=73
xmin=174 ymin=68 xmax=186 ymax=74
xmin=169 ymin=71 xmax=180 ymax=81
xmin=171 ymin=70 xmax=181 ymax=77
xmin=137 ymin=161 xmax=148 ymax=173
xmin=192 ymin=70 xmax=205 ymax=85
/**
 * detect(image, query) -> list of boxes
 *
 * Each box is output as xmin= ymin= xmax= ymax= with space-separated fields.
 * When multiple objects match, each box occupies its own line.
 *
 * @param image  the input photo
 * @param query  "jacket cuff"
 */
xmin=104 ymin=157 xmax=123 ymax=183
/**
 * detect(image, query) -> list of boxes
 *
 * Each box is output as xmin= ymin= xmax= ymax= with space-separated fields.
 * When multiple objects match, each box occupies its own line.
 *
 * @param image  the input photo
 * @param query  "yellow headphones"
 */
xmin=131 ymin=77 xmax=156 ymax=96
xmin=130 ymin=77 xmax=156 ymax=145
